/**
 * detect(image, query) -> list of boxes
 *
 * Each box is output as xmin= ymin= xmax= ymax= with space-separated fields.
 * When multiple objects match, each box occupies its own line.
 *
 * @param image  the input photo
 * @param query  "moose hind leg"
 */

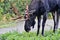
xmin=52 ymin=11 xmax=59 ymax=33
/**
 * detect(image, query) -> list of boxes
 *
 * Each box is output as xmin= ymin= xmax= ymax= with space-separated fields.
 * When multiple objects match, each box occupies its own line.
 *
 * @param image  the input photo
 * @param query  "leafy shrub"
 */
xmin=0 ymin=7 xmax=3 ymax=21
xmin=48 ymin=12 xmax=52 ymax=19
xmin=0 ymin=0 xmax=31 ymax=21
xmin=0 ymin=0 xmax=30 ymax=14
xmin=5 ymin=13 xmax=12 ymax=21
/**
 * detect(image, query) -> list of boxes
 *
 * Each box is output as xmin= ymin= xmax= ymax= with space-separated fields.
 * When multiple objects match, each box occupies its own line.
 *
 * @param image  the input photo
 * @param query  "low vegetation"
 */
xmin=0 ymin=21 xmax=16 ymax=28
xmin=0 ymin=29 xmax=60 ymax=40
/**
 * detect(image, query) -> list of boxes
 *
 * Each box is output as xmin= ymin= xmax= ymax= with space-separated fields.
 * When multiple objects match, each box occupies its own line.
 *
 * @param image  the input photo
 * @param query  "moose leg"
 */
xmin=57 ymin=10 xmax=59 ymax=29
xmin=52 ymin=11 xmax=59 ymax=33
xmin=42 ymin=12 xmax=47 ymax=36
xmin=37 ymin=16 xmax=41 ymax=36
xmin=52 ymin=12 xmax=55 ymax=33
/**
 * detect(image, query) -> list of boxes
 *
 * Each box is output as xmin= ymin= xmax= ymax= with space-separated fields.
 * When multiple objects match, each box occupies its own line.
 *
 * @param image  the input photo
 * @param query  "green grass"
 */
xmin=0 ymin=21 xmax=16 ymax=28
xmin=0 ymin=29 xmax=60 ymax=40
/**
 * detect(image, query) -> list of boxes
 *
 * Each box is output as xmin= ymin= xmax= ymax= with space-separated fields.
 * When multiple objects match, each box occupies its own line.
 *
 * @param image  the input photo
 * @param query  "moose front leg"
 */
xmin=37 ymin=16 xmax=41 ymax=36
xmin=42 ymin=12 xmax=47 ymax=36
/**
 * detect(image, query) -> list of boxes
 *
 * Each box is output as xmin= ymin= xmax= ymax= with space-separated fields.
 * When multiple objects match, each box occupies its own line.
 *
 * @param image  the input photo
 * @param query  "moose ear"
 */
xmin=29 ymin=10 xmax=36 ymax=14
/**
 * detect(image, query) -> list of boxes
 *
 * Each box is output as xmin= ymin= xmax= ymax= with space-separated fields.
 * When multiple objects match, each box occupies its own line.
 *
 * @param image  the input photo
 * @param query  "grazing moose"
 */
xmin=24 ymin=0 xmax=60 ymax=36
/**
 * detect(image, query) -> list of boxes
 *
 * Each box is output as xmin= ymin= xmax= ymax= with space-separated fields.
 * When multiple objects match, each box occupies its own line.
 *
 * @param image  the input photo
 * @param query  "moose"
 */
xmin=24 ymin=0 xmax=60 ymax=36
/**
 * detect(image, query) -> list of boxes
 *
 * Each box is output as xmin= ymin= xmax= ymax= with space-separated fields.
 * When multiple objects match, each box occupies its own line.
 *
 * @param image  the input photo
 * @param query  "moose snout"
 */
xmin=24 ymin=26 xmax=31 ymax=32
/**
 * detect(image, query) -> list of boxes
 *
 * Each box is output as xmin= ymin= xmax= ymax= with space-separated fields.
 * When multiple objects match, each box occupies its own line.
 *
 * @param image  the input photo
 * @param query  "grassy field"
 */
xmin=0 ymin=21 xmax=16 ymax=28
xmin=0 ymin=29 xmax=60 ymax=40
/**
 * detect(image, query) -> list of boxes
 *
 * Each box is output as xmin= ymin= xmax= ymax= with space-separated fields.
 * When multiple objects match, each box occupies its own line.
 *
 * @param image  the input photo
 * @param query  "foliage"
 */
xmin=0 ymin=0 xmax=30 ymax=14
xmin=0 ymin=0 xmax=31 ymax=21
xmin=0 ymin=7 xmax=3 ymax=21
xmin=0 ymin=29 xmax=60 ymax=40
xmin=48 ymin=12 xmax=52 ymax=19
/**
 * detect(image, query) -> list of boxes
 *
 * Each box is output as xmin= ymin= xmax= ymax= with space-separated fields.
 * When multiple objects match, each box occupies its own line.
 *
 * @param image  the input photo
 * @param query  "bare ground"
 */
xmin=0 ymin=19 xmax=60 ymax=34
